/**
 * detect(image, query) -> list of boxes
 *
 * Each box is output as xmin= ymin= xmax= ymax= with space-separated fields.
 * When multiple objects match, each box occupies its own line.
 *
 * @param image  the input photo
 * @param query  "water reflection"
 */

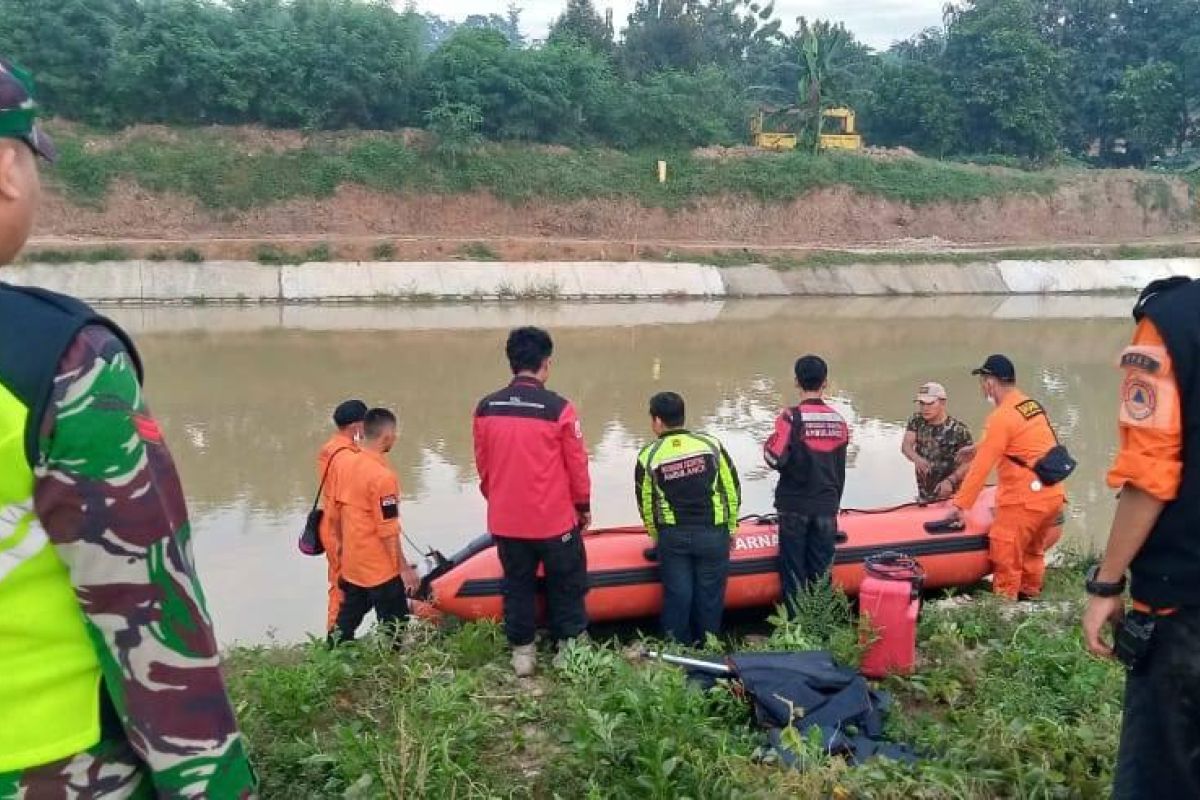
xmin=110 ymin=298 xmax=1132 ymax=644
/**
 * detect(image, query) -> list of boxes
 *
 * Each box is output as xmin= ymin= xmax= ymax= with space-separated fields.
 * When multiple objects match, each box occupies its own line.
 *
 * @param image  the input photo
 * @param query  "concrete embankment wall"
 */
xmin=6 ymin=258 xmax=1200 ymax=302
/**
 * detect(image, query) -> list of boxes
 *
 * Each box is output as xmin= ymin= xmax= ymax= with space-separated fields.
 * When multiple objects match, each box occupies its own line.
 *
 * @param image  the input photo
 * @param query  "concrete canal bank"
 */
xmin=6 ymin=258 xmax=1200 ymax=302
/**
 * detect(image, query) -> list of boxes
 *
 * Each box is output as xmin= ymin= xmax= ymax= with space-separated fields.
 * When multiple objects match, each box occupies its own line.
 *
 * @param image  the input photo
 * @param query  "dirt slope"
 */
xmin=32 ymin=171 xmax=1196 ymax=253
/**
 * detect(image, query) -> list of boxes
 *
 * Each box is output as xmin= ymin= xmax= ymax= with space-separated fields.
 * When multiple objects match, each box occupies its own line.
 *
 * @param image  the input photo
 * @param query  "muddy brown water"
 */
xmin=108 ymin=296 xmax=1136 ymax=645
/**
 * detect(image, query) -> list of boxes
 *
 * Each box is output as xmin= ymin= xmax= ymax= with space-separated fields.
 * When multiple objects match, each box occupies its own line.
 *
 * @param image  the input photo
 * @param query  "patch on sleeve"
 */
xmin=1121 ymin=351 xmax=1161 ymax=374
xmin=1122 ymin=378 xmax=1157 ymax=421
xmin=1118 ymin=345 xmax=1171 ymax=376
xmin=1015 ymin=400 xmax=1045 ymax=420
xmin=380 ymin=495 xmax=399 ymax=520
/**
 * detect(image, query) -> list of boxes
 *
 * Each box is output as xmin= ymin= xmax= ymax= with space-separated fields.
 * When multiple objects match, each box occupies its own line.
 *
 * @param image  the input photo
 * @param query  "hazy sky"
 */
xmin=414 ymin=1 xmax=948 ymax=50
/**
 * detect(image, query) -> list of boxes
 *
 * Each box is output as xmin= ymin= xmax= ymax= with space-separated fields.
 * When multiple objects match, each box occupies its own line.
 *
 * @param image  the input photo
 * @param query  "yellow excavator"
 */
xmin=751 ymin=106 xmax=863 ymax=152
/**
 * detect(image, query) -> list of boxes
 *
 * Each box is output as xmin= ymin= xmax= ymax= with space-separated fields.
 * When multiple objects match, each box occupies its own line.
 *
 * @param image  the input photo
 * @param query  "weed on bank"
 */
xmin=226 ymin=569 xmax=1122 ymax=799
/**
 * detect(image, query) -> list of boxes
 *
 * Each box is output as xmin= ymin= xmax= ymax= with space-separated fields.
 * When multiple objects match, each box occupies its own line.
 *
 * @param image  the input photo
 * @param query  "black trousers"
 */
xmin=658 ymin=525 xmax=731 ymax=645
xmin=496 ymin=530 xmax=588 ymax=647
xmin=1114 ymin=605 xmax=1200 ymax=799
xmin=777 ymin=512 xmax=837 ymax=616
xmin=331 ymin=576 xmax=409 ymax=645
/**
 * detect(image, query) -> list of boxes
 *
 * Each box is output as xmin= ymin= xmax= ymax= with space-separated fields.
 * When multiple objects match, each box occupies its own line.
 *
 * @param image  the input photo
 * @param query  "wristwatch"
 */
xmin=1085 ymin=565 xmax=1127 ymax=598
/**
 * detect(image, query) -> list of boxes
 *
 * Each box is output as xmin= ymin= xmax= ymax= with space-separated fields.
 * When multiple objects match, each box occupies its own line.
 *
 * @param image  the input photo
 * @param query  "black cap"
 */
xmin=332 ymin=399 xmax=368 ymax=428
xmin=972 ymin=354 xmax=1015 ymax=382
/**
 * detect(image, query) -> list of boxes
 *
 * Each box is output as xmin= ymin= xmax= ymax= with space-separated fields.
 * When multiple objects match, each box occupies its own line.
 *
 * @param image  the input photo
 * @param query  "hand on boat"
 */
xmin=401 ymin=566 xmax=421 ymax=597
xmin=577 ymin=511 xmax=592 ymax=533
xmin=935 ymin=480 xmax=955 ymax=499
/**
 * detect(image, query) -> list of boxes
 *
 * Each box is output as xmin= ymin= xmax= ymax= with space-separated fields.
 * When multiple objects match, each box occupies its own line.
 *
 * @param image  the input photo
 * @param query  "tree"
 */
xmin=754 ymin=19 xmax=871 ymax=151
xmin=944 ymin=0 xmax=1066 ymax=158
xmin=548 ymin=0 xmax=614 ymax=54
xmin=1110 ymin=62 xmax=1188 ymax=160
xmin=866 ymin=61 xmax=963 ymax=156
xmin=1115 ymin=0 xmax=1200 ymax=151
xmin=601 ymin=66 xmax=745 ymax=148
xmin=0 ymin=0 xmax=139 ymax=125
xmin=421 ymin=28 xmax=616 ymax=143
xmin=620 ymin=0 xmax=705 ymax=76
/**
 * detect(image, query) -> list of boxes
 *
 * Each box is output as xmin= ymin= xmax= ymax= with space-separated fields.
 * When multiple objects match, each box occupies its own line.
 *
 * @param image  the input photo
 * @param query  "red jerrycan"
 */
xmin=859 ymin=551 xmax=924 ymax=679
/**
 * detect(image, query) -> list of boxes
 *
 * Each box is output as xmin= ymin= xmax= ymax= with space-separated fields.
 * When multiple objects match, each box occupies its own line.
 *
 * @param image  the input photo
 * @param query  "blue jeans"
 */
xmin=777 ymin=513 xmax=837 ymax=617
xmin=1114 ymin=605 xmax=1200 ymax=799
xmin=657 ymin=525 xmax=731 ymax=645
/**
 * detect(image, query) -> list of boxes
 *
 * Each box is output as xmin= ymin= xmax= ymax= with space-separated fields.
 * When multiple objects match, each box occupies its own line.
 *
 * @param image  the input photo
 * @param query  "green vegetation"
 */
xmin=46 ymin=127 xmax=1056 ymax=211
xmin=3 ymin=0 xmax=1199 ymax=166
xmin=227 ymin=567 xmax=1121 ymax=798
xmin=371 ymin=243 xmax=397 ymax=261
xmin=460 ymin=242 xmax=501 ymax=262
xmin=19 ymin=246 xmax=130 ymax=264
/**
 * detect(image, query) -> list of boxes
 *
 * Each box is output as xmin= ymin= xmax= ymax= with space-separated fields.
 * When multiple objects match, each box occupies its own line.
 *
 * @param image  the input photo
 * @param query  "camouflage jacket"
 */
xmin=906 ymin=413 xmax=974 ymax=503
xmin=0 ymin=326 xmax=255 ymax=799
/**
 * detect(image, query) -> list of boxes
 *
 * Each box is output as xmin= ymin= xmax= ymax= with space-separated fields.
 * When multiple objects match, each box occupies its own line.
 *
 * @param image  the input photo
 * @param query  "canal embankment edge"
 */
xmin=6 ymin=258 xmax=1200 ymax=302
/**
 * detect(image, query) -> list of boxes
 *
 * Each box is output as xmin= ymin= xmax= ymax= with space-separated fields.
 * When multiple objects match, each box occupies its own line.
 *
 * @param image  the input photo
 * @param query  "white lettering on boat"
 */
xmin=733 ymin=533 xmax=778 ymax=552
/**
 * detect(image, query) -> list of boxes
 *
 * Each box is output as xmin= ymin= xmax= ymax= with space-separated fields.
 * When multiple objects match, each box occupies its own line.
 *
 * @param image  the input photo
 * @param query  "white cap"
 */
xmin=916 ymin=382 xmax=948 ymax=403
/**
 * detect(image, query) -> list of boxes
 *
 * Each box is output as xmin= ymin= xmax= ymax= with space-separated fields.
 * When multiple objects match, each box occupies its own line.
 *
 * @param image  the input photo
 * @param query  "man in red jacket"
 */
xmin=474 ymin=327 xmax=592 ymax=677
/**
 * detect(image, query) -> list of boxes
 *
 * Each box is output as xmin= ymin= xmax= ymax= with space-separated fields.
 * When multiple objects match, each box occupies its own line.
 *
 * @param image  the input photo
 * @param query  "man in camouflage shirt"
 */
xmin=0 ymin=59 xmax=256 ymax=798
xmin=901 ymin=382 xmax=974 ymax=503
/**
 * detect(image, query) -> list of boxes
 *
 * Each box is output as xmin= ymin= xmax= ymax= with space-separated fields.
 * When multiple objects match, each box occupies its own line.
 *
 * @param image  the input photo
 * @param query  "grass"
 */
xmin=459 ymin=242 xmax=500 ymax=261
xmin=19 ymin=240 xmax=1200 ymax=268
xmin=20 ymin=246 xmax=131 ymax=264
xmin=675 ymin=242 xmax=1200 ymax=270
xmin=45 ymin=126 xmax=1062 ymax=211
xmin=226 ymin=563 xmax=1123 ymax=799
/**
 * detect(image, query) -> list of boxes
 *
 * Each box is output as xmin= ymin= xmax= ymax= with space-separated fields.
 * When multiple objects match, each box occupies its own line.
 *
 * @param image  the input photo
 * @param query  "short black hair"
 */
xmin=506 ymin=326 xmax=553 ymax=374
xmin=794 ymin=355 xmax=828 ymax=391
xmin=649 ymin=392 xmax=686 ymax=428
xmin=362 ymin=407 xmax=397 ymax=440
xmin=332 ymin=399 xmax=368 ymax=429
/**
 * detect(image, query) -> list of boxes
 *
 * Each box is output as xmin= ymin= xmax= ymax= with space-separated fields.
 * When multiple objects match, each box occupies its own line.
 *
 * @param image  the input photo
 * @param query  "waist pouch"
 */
xmin=1009 ymin=444 xmax=1077 ymax=487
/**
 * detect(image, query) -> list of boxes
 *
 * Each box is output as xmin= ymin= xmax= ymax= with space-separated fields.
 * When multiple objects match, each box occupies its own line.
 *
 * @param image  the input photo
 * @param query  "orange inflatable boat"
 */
xmin=421 ymin=487 xmax=1062 ymax=624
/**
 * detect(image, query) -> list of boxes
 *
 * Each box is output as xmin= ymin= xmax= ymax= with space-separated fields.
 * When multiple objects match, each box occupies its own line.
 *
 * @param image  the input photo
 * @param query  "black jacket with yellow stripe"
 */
xmin=634 ymin=429 xmax=741 ymax=539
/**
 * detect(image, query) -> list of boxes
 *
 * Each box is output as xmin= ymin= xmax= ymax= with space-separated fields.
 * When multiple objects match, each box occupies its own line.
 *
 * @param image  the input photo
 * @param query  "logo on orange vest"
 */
xmin=1123 ymin=378 xmax=1157 ymax=421
xmin=1015 ymin=400 xmax=1045 ymax=420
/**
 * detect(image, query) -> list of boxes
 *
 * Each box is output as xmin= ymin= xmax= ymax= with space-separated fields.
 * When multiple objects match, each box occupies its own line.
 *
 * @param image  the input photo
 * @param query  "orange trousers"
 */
xmin=989 ymin=502 xmax=1062 ymax=600
xmin=319 ymin=517 xmax=342 ymax=631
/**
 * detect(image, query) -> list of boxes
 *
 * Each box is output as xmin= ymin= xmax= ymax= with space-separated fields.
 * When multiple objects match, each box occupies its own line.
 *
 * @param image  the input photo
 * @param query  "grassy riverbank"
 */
xmin=51 ymin=126 xmax=1057 ymax=210
xmin=226 ymin=562 xmax=1121 ymax=799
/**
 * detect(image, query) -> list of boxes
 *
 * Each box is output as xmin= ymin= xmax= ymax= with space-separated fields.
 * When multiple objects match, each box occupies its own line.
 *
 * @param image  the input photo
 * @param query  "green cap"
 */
xmin=0 ymin=58 xmax=56 ymax=161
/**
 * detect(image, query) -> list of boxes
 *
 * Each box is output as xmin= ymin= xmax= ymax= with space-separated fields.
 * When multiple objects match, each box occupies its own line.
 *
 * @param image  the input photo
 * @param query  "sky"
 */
xmin=413 ymin=1 xmax=949 ymax=51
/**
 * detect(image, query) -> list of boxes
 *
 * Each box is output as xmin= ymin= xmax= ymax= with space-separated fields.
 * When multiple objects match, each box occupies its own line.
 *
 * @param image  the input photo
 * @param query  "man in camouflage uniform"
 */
xmin=901 ymin=382 xmax=974 ymax=503
xmin=0 ymin=59 xmax=256 ymax=798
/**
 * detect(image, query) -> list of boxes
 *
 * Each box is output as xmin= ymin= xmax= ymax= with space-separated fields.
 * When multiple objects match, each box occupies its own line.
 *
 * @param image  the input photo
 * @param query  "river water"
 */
xmin=109 ymin=296 xmax=1137 ymax=645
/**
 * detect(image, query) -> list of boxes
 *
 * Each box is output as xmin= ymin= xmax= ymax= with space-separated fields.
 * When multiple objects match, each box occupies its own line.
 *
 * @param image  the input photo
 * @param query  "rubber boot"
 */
xmin=512 ymin=644 xmax=536 ymax=678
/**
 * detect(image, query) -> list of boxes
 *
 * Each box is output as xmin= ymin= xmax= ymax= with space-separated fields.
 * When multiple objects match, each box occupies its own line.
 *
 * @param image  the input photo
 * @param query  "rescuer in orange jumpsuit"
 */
xmin=948 ymin=355 xmax=1066 ymax=600
xmin=316 ymin=399 xmax=367 ymax=631
xmin=331 ymin=407 xmax=421 ymax=645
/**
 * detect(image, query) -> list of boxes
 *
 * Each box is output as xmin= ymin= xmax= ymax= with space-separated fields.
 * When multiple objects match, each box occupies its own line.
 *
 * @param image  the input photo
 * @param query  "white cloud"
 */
xmin=409 ymin=0 xmax=947 ymax=50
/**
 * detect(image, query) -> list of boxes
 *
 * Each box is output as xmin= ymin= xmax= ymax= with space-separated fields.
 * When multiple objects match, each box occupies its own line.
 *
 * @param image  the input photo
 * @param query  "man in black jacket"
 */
xmin=763 ymin=355 xmax=850 ymax=615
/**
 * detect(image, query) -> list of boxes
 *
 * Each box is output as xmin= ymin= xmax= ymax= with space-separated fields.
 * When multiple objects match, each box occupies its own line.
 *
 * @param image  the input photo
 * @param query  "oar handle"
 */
xmin=644 ymin=650 xmax=733 ymax=674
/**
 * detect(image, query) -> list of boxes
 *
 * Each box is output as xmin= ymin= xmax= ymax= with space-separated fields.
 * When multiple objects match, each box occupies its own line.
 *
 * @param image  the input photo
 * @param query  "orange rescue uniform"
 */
xmin=1106 ymin=318 xmax=1184 ymax=504
xmin=335 ymin=449 xmax=404 ymax=589
xmin=953 ymin=389 xmax=1066 ymax=599
xmin=317 ymin=432 xmax=358 ymax=629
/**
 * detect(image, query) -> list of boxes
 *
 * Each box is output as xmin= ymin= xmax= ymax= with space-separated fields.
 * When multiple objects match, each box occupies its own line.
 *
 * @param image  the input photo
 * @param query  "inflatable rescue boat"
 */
xmin=420 ymin=487 xmax=1062 ymax=623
